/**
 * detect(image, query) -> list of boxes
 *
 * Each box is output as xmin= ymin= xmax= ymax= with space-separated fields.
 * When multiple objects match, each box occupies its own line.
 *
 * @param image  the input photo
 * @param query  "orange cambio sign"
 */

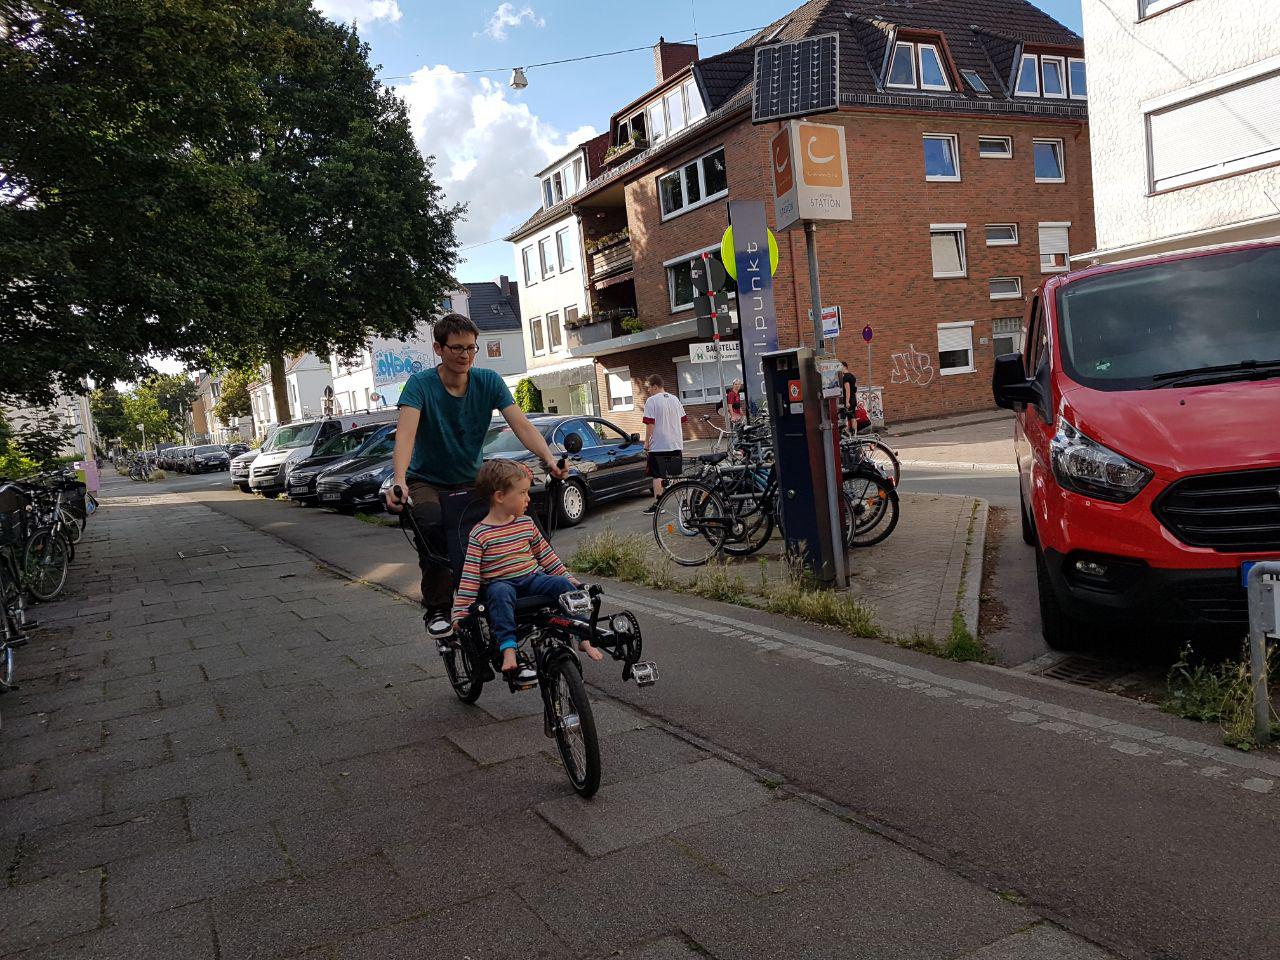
xmin=798 ymin=122 xmax=844 ymax=188
xmin=771 ymin=125 xmax=794 ymax=197
xmin=770 ymin=119 xmax=851 ymax=231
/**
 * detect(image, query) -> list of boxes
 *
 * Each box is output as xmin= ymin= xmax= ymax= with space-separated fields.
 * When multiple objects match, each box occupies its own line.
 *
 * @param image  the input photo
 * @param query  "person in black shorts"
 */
xmin=641 ymin=375 xmax=687 ymax=515
xmin=840 ymin=361 xmax=858 ymax=434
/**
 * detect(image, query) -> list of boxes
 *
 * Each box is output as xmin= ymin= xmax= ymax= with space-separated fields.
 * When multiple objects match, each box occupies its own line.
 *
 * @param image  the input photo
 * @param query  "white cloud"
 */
xmin=313 ymin=0 xmax=402 ymax=24
xmin=396 ymin=66 xmax=595 ymax=254
xmin=481 ymin=3 xmax=545 ymax=41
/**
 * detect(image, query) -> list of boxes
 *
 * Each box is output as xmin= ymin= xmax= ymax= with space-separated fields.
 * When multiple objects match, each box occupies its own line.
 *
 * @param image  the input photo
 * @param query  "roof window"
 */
xmin=886 ymin=40 xmax=952 ymax=93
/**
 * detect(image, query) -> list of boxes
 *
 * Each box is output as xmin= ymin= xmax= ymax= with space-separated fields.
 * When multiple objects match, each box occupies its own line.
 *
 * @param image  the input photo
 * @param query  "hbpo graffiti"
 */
xmin=889 ymin=345 xmax=935 ymax=387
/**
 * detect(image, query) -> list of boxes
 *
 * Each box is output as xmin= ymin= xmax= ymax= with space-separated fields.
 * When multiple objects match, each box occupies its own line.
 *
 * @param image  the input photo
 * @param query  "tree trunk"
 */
xmin=269 ymin=354 xmax=292 ymax=425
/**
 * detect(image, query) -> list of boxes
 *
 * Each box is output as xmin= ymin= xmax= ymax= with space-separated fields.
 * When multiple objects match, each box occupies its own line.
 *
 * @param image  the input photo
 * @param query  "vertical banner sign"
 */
xmin=728 ymin=201 xmax=779 ymax=406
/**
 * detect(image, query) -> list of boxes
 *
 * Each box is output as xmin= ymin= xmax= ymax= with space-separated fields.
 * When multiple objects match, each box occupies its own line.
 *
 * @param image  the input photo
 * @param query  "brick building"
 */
xmin=529 ymin=0 xmax=1094 ymax=434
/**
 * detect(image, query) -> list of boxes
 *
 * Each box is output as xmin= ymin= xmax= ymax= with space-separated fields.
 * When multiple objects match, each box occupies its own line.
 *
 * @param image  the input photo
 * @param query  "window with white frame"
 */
xmin=666 ymin=245 xmax=736 ymax=312
xmin=1014 ymin=54 xmax=1040 ymax=97
xmin=547 ymin=310 xmax=563 ymax=351
xmin=961 ymin=69 xmax=991 ymax=96
xmin=938 ymin=322 xmax=975 ymax=375
xmin=923 ymin=134 xmax=960 ymax=181
xmin=1038 ymin=222 xmax=1071 ymax=273
xmin=440 ymin=295 xmax=453 ymax=312
xmin=674 ymin=357 xmax=744 ymax=404
xmin=886 ymin=40 xmax=952 ymax=92
xmin=521 ymin=246 xmax=536 ymax=286
xmin=564 ymin=305 xmax=579 ymax=328
xmin=1040 ymin=56 xmax=1066 ymax=98
xmin=530 ymin=316 xmax=546 ymax=356
xmin=555 ymin=227 xmax=574 ymax=272
xmin=1033 ymin=139 xmax=1065 ymax=182
xmin=658 ymin=147 xmax=727 ymax=219
xmin=648 ymin=100 xmax=667 ymax=143
xmin=538 ymin=237 xmax=555 ymax=278
xmin=978 ymin=136 xmax=1012 ymax=159
xmin=930 ymin=225 xmax=967 ymax=278
xmin=989 ymin=277 xmax=1023 ymax=300
xmin=985 ymin=223 xmax=1019 ymax=246
xmin=1068 ymin=58 xmax=1087 ymax=99
xmin=606 ymin=367 xmax=634 ymax=410
xmin=1140 ymin=0 xmax=1183 ymax=17
xmin=992 ymin=317 xmax=1023 ymax=356
xmin=1147 ymin=66 xmax=1280 ymax=191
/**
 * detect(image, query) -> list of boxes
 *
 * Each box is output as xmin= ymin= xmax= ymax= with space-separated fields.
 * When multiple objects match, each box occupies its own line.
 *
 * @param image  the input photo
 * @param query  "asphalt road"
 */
xmin=146 ymin=468 xmax=1280 ymax=960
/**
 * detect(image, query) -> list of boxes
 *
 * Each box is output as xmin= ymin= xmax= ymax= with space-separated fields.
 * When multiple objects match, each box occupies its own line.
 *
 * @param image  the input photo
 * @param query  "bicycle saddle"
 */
xmin=697 ymin=452 xmax=729 ymax=465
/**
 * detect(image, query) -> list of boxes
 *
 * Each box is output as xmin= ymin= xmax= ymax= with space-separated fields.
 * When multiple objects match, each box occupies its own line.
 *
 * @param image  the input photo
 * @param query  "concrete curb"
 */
xmin=960 ymin=498 xmax=989 ymax=640
xmin=886 ymin=412 xmax=1013 ymax=437
xmin=898 ymin=458 xmax=1017 ymax=473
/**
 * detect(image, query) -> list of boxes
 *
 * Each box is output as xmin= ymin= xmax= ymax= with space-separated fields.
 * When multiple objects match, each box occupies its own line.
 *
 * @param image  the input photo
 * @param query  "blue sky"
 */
xmin=319 ymin=0 xmax=1084 ymax=283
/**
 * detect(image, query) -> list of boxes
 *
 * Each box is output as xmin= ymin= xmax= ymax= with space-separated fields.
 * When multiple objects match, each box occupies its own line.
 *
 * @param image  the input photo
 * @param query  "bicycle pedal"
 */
xmin=630 ymin=661 xmax=659 ymax=687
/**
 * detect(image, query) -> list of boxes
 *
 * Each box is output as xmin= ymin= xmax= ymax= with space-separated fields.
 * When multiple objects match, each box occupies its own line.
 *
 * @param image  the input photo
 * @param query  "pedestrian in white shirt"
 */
xmin=641 ymin=375 xmax=687 ymax=515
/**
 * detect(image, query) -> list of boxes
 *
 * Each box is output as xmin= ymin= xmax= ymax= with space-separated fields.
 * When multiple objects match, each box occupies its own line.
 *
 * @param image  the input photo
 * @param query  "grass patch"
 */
xmin=942 ymin=611 xmax=990 ymax=663
xmin=688 ymin=563 xmax=749 ymax=603
xmin=763 ymin=580 xmax=878 ymax=637
xmin=354 ymin=512 xmax=398 ymax=528
xmin=1162 ymin=643 xmax=1279 ymax=751
xmin=569 ymin=530 xmax=651 ymax=583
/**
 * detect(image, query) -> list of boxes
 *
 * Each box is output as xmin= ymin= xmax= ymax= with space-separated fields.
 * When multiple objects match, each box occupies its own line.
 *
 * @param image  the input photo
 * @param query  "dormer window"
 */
xmin=887 ymin=40 xmax=951 ymax=92
xmin=1015 ymin=53 xmax=1081 ymax=99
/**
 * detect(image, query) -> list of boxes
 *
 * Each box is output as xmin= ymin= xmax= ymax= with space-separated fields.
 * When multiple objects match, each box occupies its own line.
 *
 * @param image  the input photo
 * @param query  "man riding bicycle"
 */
xmin=385 ymin=313 xmax=568 ymax=648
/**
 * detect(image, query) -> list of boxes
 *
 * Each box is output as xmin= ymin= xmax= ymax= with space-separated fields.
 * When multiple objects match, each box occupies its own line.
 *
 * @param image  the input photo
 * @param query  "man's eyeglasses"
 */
xmin=443 ymin=344 xmax=480 ymax=356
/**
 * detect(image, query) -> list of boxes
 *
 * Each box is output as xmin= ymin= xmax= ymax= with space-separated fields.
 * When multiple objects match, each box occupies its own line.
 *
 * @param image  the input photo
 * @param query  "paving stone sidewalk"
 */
xmin=0 ymin=483 xmax=1108 ymax=959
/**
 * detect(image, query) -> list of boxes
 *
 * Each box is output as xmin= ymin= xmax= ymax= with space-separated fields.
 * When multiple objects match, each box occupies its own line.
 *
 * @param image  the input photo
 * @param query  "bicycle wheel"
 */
xmin=22 ymin=529 xmax=69 ymax=602
xmin=857 ymin=439 xmax=900 ymax=487
xmin=653 ymin=480 xmax=726 ymax=566
xmin=843 ymin=473 xmax=900 ymax=548
xmin=721 ymin=502 xmax=774 ymax=556
xmin=547 ymin=657 xmax=600 ymax=798
xmin=441 ymin=636 xmax=486 ymax=704
xmin=59 ymin=507 xmax=83 ymax=545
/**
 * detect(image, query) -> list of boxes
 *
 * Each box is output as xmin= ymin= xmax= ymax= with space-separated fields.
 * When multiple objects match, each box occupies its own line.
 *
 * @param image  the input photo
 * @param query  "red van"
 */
xmin=993 ymin=241 xmax=1280 ymax=648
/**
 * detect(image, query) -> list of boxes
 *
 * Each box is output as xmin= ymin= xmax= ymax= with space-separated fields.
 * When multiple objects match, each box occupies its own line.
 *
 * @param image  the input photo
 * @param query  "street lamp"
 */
xmin=136 ymin=422 xmax=145 ymax=454
xmin=509 ymin=67 xmax=528 ymax=90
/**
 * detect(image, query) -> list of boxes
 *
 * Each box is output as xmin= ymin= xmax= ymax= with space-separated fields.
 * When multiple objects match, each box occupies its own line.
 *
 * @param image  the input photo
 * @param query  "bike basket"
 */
xmin=0 ymin=484 xmax=31 ymax=547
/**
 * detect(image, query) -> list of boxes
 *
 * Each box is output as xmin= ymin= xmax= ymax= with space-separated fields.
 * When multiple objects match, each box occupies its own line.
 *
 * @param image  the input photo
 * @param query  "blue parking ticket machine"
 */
xmin=762 ymin=347 xmax=840 ymax=587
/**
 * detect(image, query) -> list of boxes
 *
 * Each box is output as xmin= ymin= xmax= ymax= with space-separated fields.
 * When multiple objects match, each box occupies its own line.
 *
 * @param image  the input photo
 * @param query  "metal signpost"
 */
xmin=863 ymin=324 xmax=873 ymax=389
xmin=692 ymin=252 xmax=734 ymax=432
xmin=755 ymin=35 xmax=851 ymax=588
xmin=1246 ymin=561 xmax=1280 ymax=746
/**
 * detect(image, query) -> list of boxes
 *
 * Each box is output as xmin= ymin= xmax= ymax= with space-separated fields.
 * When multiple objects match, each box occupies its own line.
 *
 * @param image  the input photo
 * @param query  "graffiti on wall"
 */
xmin=855 ymin=386 xmax=885 ymax=426
xmin=373 ymin=348 xmax=431 ymax=386
xmin=889 ymin=345 xmax=934 ymax=387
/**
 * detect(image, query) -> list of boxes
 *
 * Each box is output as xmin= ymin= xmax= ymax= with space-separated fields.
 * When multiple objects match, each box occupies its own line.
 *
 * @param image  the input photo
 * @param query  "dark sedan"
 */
xmin=287 ymin=423 xmax=390 ymax=505
xmin=189 ymin=444 xmax=230 ymax=473
xmin=315 ymin=429 xmax=396 ymax=512
xmin=482 ymin=414 xmax=649 ymax=526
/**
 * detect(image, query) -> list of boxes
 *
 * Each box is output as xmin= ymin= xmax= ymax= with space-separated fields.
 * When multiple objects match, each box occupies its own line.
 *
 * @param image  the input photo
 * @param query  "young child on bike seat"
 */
xmin=452 ymin=459 xmax=603 ymax=683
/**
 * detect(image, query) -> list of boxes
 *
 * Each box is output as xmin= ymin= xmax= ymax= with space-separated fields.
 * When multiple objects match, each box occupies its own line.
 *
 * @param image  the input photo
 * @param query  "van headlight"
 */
xmin=1050 ymin=418 xmax=1151 ymax=503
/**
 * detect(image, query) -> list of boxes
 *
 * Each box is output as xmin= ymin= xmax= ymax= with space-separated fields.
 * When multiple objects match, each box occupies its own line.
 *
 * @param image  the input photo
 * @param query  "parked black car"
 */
xmin=189 ymin=444 xmax=230 ymax=472
xmin=287 ymin=424 xmax=390 ymax=505
xmin=482 ymin=414 xmax=649 ymax=526
xmin=226 ymin=443 xmax=249 ymax=457
xmin=315 ymin=428 xmax=397 ymax=512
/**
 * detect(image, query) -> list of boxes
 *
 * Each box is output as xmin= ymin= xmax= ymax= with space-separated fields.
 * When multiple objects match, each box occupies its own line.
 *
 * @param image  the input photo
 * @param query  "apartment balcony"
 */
xmin=566 ymin=314 xmax=718 ymax=360
xmin=589 ymin=237 xmax=634 ymax=279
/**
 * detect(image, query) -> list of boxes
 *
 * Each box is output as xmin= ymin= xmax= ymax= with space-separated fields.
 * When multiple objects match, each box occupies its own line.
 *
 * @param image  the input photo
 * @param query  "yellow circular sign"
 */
xmin=720 ymin=226 xmax=779 ymax=282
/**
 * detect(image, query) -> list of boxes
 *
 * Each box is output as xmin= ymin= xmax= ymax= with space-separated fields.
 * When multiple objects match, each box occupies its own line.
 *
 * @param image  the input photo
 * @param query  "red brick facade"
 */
xmin=589 ymin=106 xmax=1094 ymax=429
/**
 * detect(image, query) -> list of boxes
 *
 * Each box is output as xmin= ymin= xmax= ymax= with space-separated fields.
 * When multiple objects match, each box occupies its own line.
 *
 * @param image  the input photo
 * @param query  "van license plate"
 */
xmin=1241 ymin=561 xmax=1280 ymax=588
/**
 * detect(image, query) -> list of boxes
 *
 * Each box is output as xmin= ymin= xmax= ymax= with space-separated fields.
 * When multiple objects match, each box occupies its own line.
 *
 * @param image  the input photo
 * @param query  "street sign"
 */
xmin=689 ymin=341 xmax=741 ymax=364
xmin=862 ymin=325 xmax=873 ymax=343
xmin=752 ymin=33 xmax=840 ymax=126
xmin=726 ymin=201 xmax=780 ymax=405
xmin=720 ymin=225 xmax=779 ymax=282
xmin=691 ymin=253 xmax=727 ymax=297
xmin=771 ymin=119 xmax=852 ymax=231
xmin=805 ymin=305 xmax=841 ymax=338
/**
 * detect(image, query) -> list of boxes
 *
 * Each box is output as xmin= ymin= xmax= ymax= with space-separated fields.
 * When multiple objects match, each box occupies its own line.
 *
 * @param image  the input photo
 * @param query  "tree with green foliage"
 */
xmin=90 ymin=386 xmax=131 ymax=447
xmin=213 ymin=368 xmax=254 ymax=425
xmin=513 ymin=378 xmax=543 ymax=414
xmin=143 ymin=373 xmax=197 ymax=439
xmin=121 ymin=389 xmax=177 ymax=448
xmin=189 ymin=3 xmax=460 ymax=424
xmin=0 ymin=410 xmax=78 ymax=472
xmin=0 ymin=0 xmax=275 ymax=407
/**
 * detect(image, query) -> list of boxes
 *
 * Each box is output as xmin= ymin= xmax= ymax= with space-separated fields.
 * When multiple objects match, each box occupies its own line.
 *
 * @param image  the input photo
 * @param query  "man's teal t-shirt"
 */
xmin=398 ymin=367 xmax=515 ymax=486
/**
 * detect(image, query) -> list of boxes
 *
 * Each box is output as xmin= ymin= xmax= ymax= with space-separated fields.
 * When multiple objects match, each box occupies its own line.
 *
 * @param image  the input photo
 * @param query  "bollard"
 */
xmin=1245 ymin=562 xmax=1280 ymax=747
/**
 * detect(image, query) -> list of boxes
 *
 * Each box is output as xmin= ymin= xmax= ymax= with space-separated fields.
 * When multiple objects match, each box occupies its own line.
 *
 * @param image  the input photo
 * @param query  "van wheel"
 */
xmin=236 ymin=483 xmax=251 ymax=493
xmin=1019 ymin=485 xmax=1036 ymax=546
xmin=1035 ymin=545 xmax=1077 ymax=651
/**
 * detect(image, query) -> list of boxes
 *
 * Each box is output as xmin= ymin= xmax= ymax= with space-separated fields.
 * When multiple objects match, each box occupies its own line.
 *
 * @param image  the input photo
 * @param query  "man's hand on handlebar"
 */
xmin=386 ymin=482 xmax=410 ymax=513
xmin=544 ymin=458 xmax=570 ymax=481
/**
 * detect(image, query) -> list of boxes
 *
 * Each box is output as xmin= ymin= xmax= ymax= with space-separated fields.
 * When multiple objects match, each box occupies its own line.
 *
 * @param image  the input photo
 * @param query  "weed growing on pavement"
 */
xmin=688 ymin=563 xmax=748 ymax=603
xmin=569 ymin=530 xmax=650 ymax=583
xmin=763 ymin=581 xmax=878 ymax=637
xmin=649 ymin=555 xmax=676 ymax=592
xmin=1162 ymin=642 xmax=1280 ymax=750
xmin=354 ymin=513 xmax=398 ymax=528
xmin=942 ymin=612 xmax=991 ymax=663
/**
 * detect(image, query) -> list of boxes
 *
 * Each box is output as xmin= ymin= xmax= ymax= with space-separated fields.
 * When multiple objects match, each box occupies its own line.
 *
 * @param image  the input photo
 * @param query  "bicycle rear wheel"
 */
xmin=856 ymin=439 xmax=900 ymax=487
xmin=60 ymin=507 xmax=83 ymax=545
xmin=843 ymin=473 xmax=899 ymax=547
xmin=441 ymin=637 xmax=486 ymax=704
xmin=547 ymin=657 xmax=600 ymax=798
xmin=653 ymin=480 xmax=726 ymax=566
xmin=23 ymin=529 xmax=69 ymax=601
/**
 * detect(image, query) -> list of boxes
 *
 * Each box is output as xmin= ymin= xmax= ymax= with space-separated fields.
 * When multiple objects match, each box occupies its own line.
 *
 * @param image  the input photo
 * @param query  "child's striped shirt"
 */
xmin=452 ymin=515 xmax=567 ymax=622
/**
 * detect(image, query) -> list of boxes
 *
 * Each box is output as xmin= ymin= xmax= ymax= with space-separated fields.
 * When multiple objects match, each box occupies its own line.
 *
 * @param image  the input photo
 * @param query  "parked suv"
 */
xmin=249 ymin=412 xmax=395 ymax=497
xmin=994 ymin=241 xmax=1280 ymax=648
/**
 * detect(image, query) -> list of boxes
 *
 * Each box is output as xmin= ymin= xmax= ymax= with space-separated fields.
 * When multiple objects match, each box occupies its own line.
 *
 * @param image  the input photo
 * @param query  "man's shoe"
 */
xmin=642 ymin=501 xmax=658 ymax=515
xmin=425 ymin=612 xmax=454 ymax=653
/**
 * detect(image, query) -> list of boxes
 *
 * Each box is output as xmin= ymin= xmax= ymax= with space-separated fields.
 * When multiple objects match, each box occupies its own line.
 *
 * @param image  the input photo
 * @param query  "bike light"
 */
xmin=610 ymin=614 xmax=632 ymax=635
xmin=1050 ymin=418 xmax=1152 ymax=503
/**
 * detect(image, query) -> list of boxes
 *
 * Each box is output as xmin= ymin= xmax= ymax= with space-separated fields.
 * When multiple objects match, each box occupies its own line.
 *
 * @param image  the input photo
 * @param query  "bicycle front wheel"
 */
xmin=653 ymin=480 xmax=726 ymax=566
xmin=843 ymin=473 xmax=900 ymax=547
xmin=23 ymin=529 xmax=69 ymax=601
xmin=857 ymin=439 xmax=901 ymax=487
xmin=60 ymin=507 xmax=84 ymax=545
xmin=547 ymin=657 xmax=600 ymax=798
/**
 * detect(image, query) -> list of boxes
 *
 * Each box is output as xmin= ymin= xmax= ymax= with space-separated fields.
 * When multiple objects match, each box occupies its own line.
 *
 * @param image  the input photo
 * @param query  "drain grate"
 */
xmin=1037 ymin=655 xmax=1130 ymax=689
xmin=177 ymin=546 xmax=230 ymax=560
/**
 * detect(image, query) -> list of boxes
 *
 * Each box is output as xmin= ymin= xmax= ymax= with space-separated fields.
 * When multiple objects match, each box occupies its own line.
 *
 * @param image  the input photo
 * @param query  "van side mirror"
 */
xmin=992 ymin=353 xmax=1040 ymax=409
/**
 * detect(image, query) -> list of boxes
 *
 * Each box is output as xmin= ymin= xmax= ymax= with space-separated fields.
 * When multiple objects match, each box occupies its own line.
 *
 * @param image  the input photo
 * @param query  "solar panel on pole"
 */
xmin=752 ymin=33 xmax=840 ymax=126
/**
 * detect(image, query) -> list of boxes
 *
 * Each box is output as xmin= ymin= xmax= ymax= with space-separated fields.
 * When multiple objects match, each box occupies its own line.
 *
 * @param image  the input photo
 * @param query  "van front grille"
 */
xmin=1154 ymin=468 xmax=1280 ymax=552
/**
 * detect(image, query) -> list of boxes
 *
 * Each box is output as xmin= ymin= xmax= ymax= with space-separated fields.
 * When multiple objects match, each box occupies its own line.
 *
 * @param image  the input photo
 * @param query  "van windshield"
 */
xmin=1056 ymin=246 xmax=1280 ymax=391
xmin=265 ymin=422 xmax=321 ymax=451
